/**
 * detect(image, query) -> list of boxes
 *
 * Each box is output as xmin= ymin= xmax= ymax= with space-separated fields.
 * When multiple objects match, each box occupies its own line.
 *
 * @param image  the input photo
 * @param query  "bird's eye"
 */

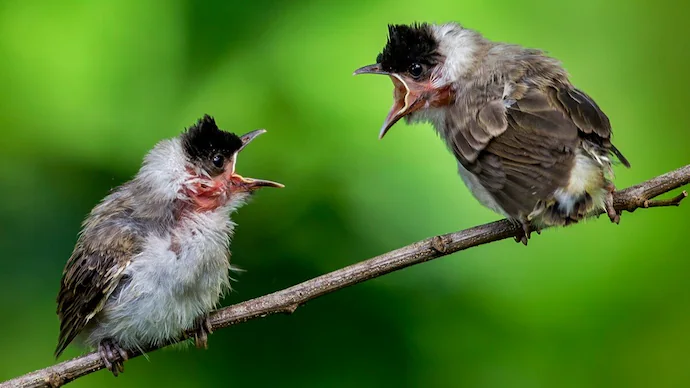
xmin=212 ymin=154 xmax=224 ymax=168
xmin=409 ymin=63 xmax=423 ymax=78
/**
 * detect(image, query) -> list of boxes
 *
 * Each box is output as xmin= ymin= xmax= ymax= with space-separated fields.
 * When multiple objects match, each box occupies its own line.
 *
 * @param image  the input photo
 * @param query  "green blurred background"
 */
xmin=1 ymin=0 xmax=689 ymax=387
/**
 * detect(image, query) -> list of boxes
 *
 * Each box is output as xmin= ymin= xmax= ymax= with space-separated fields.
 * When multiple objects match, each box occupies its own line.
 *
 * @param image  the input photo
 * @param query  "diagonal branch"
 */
xmin=4 ymin=164 xmax=689 ymax=388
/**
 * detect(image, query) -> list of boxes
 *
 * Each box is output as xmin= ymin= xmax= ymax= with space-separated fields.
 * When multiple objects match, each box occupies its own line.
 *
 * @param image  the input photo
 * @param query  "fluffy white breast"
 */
xmin=81 ymin=161 xmax=249 ymax=351
xmin=84 ymin=206 xmax=236 ymax=350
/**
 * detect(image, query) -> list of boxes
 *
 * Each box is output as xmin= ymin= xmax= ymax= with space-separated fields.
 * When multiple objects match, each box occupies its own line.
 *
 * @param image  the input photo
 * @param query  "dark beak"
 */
xmin=238 ymin=129 xmax=267 ymax=151
xmin=353 ymin=63 xmax=389 ymax=76
xmin=353 ymin=64 xmax=427 ymax=139
xmin=228 ymin=129 xmax=284 ymax=190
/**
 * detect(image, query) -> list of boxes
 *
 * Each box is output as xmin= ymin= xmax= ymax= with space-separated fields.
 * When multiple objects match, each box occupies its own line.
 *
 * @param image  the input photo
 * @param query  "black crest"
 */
xmin=181 ymin=115 xmax=243 ymax=164
xmin=377 ymin=23 xmax=439 ymax=73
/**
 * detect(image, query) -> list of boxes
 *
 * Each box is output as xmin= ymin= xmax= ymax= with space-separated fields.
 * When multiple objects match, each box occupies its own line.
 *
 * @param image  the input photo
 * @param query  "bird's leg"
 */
xmin=98 ymin=339 xmax=128 ymax=377
xmin=192 ymin=313 xmax=214 ymax=349
xmin=514 ymin=219 xmax=533 ymax=246
xmin=575 ymin=192 xmax=594 ymax=220
xmin=604 ymin=182 xmax=620 ymax=224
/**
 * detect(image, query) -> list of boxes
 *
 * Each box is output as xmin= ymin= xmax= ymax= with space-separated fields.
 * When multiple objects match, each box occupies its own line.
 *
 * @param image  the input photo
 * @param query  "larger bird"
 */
xmin=354 ymin=22 xmax=630 ymax=243
xmin=55 ymin=115 xmax=283 ymax=375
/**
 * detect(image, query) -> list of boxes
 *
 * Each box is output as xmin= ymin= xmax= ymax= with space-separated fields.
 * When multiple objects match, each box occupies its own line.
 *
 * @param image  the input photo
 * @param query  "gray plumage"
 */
xmin=56 ymin=115 xmax=282 ymax=374
xmin=355 ymin=23 xmax=629 ymax=241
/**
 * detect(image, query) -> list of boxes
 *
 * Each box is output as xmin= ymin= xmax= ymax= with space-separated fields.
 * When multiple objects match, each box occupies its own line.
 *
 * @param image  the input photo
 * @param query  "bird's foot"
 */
xmin=514 ymin=220 xmax=536 ymax=246
xmin=604 ymin=182 xmax=620 ymax=224
xmin=192 ymin=314 xmax=213 ymax=349
xmin=98 ymin=339 xmax=128 ymax=377
xmin=574 ymin=192 xmax=594 ymax=220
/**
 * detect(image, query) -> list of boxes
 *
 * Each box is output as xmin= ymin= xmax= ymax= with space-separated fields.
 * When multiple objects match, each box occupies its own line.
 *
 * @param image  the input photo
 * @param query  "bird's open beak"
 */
xmin=230 ymin=174 xmax=284 ymax=190
xmin=227 ymin=129 xmax=284 ymax=191
xmin=353 ymin=63 xmax=429 ymax=139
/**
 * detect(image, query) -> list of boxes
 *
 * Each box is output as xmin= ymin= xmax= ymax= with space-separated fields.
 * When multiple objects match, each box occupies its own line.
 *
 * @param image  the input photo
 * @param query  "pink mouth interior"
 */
xmin=384 ymin=75 xmax=410 ymax=125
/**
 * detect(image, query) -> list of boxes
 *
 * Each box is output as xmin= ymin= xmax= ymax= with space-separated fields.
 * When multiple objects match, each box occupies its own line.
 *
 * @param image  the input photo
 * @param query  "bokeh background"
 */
xmin=1 ymin=0 xmax=689 ymax=387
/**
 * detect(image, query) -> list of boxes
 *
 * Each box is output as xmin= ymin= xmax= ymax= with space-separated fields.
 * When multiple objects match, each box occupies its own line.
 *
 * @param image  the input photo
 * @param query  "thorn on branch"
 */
xmin=643 ymin=190 xmax=688 ymax=208
xmin=283 ymin=304 xmax=299 ymax=315
xmin=46 ymin=372 xmax=62 ymax=388
xmin=431 ymin=236 xmax=448 ymax=253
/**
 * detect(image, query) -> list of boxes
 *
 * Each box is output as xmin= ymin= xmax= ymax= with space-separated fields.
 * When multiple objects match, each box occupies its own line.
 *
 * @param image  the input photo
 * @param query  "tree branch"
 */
xmin=4 ymin=164 xmax=689 ymax=388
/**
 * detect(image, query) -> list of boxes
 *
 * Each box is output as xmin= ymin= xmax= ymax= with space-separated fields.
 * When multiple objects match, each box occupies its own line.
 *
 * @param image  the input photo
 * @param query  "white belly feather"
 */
xmin=552 ymin=151 xmax=607 ymax=217
xmin=84 ymin=207 xmax=234 ymax=350
xmin=456 ymin=150 xmax=608 ymax=224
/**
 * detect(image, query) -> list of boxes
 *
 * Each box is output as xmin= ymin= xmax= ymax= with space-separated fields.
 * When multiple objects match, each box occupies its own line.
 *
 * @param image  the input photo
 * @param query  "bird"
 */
xmin=354 ymin=22 xmax=630 ymax=244
xmin=55 ymin=115 xmax=283 ymax=375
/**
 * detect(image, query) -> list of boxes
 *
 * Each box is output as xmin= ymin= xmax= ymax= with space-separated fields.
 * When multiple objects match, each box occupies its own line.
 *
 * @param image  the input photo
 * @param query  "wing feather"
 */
xmin=55 ymin=197 xmax=142 ymax=357
xmin=451 ymin=81 xmax=621 ymax=218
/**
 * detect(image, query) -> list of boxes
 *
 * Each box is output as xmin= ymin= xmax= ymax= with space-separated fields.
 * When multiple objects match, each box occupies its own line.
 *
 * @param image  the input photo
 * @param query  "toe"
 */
xmin=204 ymin=318 xmax=213 ymax=334
xmin=195 ymin=332 xmax=208 ymax=349
xmin=99 ymin=340 xmax=127 ymax=377
xmin=106 ymin=347 xmax=116 ymax=364
xmin=118 ymin=347 xmax=129 ymax=362
xmin=103 ymin=358 xmax=113 ymax=374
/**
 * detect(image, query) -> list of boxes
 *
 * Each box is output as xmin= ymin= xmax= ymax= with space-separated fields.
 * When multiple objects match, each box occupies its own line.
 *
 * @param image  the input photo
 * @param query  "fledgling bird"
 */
xmin=354 ymin=22 xmax=630 ymax=243
xmin=55 ymin=115 xmax=283 ymax=375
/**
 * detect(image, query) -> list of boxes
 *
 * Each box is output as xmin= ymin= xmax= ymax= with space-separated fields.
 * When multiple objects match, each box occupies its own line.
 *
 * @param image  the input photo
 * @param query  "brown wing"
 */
xmin=55 ymin=207 xmax=140 ymax=357
xmin=449 ymin=82 xmax=624 ymax=219
xmin=550 ymin=86 xmax=630 ymax=167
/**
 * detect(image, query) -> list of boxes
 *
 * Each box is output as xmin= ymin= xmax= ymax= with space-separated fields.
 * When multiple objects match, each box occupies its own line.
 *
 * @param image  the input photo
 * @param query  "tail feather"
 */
xmin=611 ymin=144 xmax=630 ymax=168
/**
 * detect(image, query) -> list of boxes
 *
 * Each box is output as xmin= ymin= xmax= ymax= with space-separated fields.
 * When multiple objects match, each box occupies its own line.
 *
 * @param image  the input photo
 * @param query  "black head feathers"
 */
xmin=181 ymin=115 xmax=243 ymax=168
xmin=377 ymin=23 xmax=439 ymax=73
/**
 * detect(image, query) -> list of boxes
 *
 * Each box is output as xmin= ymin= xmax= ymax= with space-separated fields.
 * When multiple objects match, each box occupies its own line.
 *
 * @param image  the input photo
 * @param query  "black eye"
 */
xmin=408 ymin=63 xmax=423 ymax=78
xmin=212 ymin=154 xmax=224 ymax=168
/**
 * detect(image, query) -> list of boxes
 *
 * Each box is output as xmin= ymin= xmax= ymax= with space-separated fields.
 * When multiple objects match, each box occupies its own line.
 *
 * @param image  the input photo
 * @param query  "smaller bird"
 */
xmin=55 ymin=115 xmax=283 ymax=375
xmin=354 ymin=22 xmax=630 ymax=243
